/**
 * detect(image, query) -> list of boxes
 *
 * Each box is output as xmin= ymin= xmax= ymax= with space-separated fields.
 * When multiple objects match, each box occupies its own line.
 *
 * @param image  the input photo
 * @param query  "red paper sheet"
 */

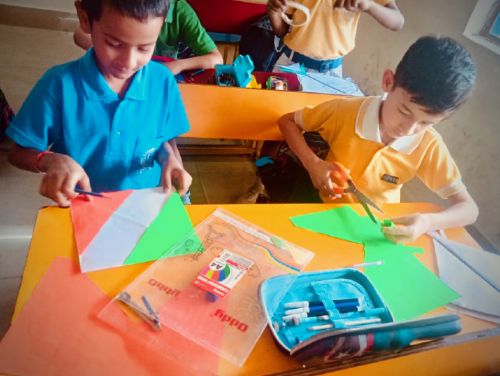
xmin=0 ymin=258 xmax=220 ymax=376
xmin=71 ymin=190 xmax=132 ymax=255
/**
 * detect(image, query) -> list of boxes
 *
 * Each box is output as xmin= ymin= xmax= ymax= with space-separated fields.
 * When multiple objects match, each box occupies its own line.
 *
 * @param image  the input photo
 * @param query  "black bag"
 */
xmin=239 ymin=15 xmax=281 ymax=72
xmin=257 ymin=133 xmax=330 ymax=203
xmin=0 ymin=88 xmax=14 ymax=142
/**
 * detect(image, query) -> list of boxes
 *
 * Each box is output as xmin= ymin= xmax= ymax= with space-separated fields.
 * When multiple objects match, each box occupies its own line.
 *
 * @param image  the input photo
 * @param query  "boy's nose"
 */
xmin=118 ymin=49 xmax=136 ymax=70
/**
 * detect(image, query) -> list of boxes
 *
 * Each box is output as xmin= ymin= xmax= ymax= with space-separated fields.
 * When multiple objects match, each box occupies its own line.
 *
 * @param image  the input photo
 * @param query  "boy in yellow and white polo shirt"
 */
xmin=267 ymin=0 xmax=404 ymax=76
xmin=278 ymin=36 xmax=479 ymax=243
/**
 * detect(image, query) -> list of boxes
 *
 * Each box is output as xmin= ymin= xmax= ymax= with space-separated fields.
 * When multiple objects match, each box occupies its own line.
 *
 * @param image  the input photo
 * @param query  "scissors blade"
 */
xmin=345 ymin=180 xmax=383 ymax=212
xmin=345 ymin=180 xmax=383 ymax=224
xmin=355 ymin=192 xmax=378 ymax=224
xmin=354 ymin=189 xmax=383 ymax=213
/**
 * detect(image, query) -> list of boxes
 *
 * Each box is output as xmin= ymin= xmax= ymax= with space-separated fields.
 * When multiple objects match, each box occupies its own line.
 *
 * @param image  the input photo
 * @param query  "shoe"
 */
xmin=236 ymin=177 xmax=266 ymax=204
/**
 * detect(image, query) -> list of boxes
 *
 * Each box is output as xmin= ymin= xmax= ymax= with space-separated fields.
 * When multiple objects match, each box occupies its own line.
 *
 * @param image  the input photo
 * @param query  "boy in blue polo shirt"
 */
xmin=6 ymin=0 xmax=192 ymax=207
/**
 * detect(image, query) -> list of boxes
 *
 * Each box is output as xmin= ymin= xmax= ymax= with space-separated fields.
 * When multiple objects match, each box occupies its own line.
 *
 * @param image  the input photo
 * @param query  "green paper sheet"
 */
xmin=290 ymin=206 xmax=384 ymax=244
xmin=290 ymin=206 xmax=456 ymax=320
xmin=291 ymin=206 xmax=422 ymax=254
xmin=124 ymin=193 xmax=201 ymax=264
xmin=364 ymin=243 xmax=460 ymax=320
xmin=363 ymin=236 xmax=424 ymax=255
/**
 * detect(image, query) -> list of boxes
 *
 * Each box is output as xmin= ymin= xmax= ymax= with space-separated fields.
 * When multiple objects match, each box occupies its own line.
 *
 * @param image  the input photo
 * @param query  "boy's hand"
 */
xmin=307 ymin=160 xmax=349 ymax=199
xmin=382 ymin=213 xmax=431 ymax=244
xmin=329 ymin=161 xmax=350 ymax=195
xmin=267 ymin=0 xmax=288 ymax=14
xmin=335 ymin=0 xmax=372 ymax=12
xmin=38 ymin=153 xmax=91 ymax=207
xmin=160 ymin=154 xmax=192 ymax=196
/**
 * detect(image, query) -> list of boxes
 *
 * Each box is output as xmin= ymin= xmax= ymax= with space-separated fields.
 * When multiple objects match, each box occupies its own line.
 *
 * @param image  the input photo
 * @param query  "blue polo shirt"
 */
xmin=6 ymin=49 xmax=190 ymax=192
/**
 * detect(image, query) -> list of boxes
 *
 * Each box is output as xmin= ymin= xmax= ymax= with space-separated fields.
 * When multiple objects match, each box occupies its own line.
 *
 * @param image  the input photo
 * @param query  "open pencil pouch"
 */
xmin=260 ymin=268 xmax=461 ymax=364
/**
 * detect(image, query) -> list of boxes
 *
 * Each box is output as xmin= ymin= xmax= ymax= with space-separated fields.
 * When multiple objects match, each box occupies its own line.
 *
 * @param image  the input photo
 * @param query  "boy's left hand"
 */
xmin=382 ymin=213 xmax=430 ymax=244
xmin=160 ymin=155 xmax=192 ymax=196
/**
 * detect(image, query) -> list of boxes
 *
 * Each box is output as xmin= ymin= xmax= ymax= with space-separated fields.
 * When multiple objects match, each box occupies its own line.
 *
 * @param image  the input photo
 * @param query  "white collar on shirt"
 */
xmin=354 ymin=96 xmax=426 ymax=155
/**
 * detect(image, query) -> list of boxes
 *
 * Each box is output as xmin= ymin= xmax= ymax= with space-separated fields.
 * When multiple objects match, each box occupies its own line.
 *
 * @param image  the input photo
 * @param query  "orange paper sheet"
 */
xmin=0 ymin=258 xmax=220 ymax=376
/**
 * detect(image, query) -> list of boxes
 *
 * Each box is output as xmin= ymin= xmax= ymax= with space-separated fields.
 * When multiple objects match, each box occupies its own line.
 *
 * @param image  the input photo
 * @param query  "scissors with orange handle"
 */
xmin=331 ymin=162 xmax=383 ymax=224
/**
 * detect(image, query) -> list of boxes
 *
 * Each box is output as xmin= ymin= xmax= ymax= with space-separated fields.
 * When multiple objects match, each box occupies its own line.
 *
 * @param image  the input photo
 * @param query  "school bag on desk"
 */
xmin=260 ymin=268 xmax=461 ymax=364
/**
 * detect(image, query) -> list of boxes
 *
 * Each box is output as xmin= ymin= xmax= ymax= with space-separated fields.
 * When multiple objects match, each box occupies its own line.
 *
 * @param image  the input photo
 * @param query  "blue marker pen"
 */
xmin=284 ymin=300 xmax=358 ymax=315
xmin=284 ymin=305 xmax=330 ymax=317
xmin=284 ymin=298 xmax=359 ymax=309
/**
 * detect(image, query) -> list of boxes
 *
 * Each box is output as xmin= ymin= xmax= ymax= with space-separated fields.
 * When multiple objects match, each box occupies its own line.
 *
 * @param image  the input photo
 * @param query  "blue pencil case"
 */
xmin=260 ymin=268 xmax=461 ymax=363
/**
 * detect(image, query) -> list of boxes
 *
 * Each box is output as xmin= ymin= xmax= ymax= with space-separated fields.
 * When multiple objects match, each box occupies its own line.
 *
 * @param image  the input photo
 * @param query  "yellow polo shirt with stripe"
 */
xmin=295 ymin=96 xmax=466 ymax=204
xmin=284 ymin=0 xmax=392 ymax=60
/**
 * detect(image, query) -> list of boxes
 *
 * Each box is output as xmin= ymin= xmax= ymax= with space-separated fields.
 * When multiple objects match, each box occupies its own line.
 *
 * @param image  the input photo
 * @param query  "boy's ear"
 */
xmin=75 ymin=1 xmax=91 ymax=33
xmin=382 ymin=69 xmax=395 ymax=92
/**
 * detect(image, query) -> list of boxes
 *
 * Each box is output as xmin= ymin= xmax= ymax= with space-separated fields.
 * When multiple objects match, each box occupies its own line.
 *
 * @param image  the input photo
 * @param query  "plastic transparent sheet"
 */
xmin=99 ymin=208 xmax=314 ymax=369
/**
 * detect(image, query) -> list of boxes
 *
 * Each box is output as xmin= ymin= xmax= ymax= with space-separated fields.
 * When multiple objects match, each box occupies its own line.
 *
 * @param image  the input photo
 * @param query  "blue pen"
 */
xmin=284 ymin=298 xmax=358 ymax=309
xmin=75 ymin=188 xmax=109 ymax=198
xmin=284 ymin=305 xmax=330 ymax=316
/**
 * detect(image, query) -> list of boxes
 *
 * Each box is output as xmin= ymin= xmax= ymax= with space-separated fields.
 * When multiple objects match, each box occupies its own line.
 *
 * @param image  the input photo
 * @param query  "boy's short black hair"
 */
xmin=80 ymin=0 xmax=169 ymax=23
xmin=394 ymin=35 xmax=476 ymax=114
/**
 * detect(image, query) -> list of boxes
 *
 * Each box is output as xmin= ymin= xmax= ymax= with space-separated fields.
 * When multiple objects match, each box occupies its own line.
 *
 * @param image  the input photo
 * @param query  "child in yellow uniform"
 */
xmin=278 ymin=36 xmax=479 ymax=243
xmin=237 ymin=0 xmax=404 ymax=204
xmin=267 ymin=0 xmax=404 ymax=76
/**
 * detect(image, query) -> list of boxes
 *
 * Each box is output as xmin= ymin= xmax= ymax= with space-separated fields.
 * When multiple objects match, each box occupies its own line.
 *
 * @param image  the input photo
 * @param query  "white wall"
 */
xmin=345 ymin=0 xmax=500 ymax=248
xmin=0 ymin=0 xmax=74 ymax=12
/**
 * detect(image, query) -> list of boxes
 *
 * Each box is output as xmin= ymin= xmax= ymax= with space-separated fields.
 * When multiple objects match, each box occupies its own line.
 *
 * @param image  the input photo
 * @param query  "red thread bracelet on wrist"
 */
xmin=35 ymin=150 xmax=53 ymax=172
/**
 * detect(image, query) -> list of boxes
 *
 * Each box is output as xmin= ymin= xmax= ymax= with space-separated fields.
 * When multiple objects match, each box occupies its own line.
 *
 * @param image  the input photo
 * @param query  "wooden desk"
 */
xmin=177 ymin=83 xmax=338 ymax=156
xmin=12 ymin=203 xmax=500 ymax=375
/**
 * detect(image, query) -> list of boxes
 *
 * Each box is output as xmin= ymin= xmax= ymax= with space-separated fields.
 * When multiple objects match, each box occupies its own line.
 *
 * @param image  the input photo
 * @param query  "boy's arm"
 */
xmin=8 ymin=144 xmax=91 ymax=207
xmin=157 ymin=140 xmax=192 ymax=196
xmin=267 ymin=0 xmax=291 ymax=37
xmin=162 ymin=49 xmax=223 ymax=76
xmin=383 ymin=190 xmax=479 ymax=244
xmin=340 ymin=0 xmax=404 ymax=31
xmin=278 ymin=112 xmax=343 ymax=198
xmin=162 ymin=1 xmax=222 ymax=75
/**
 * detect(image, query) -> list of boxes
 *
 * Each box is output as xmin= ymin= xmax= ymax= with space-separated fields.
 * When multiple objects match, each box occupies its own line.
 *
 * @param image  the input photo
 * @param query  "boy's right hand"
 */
xmin=38 ymin=153 xmax=91 ymax=207
xmin=307 ymin=160 xmax=350 ymax=199
xmin=267 ymin=0 xmax=288 ymax=14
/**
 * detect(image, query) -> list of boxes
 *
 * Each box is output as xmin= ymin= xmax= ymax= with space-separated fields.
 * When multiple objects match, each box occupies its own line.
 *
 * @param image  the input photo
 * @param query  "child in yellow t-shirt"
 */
xmin=267 ymin=0 xmax=404 ymax=76
xmin=236 ymin=0 xmax=404 ymax=204
xmin=278 ymin=36 xmax=478 ymax=243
